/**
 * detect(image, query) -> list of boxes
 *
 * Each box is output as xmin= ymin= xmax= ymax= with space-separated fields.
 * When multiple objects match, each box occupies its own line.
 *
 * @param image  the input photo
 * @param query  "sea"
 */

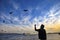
xmin=0 ymin=33 xmax=60 ymax=40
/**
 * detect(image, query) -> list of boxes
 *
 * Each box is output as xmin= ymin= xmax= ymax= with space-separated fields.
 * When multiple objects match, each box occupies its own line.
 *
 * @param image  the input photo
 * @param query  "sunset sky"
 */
xmin=0 ymin=0 xmax=60 ymax=33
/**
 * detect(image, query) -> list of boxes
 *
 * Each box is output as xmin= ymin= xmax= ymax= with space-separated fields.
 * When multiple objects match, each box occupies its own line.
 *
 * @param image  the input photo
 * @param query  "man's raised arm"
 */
xmin=34 ymin=24 xmax=39 ymax=31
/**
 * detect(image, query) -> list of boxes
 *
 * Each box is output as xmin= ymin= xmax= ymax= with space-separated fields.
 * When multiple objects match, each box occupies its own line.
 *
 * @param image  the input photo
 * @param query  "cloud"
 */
xmin=31 ymin=3 xmax=60 ymax=31
xmin=0 ymin=12 xmax=20 ymax=24
xmin=13 ymin=2 xmax=20 ymax=10
xmin=8 ymin=0 xmax=20 ymax=10
xmin=0 ymin=23 xmax=34 ymax=33
xmin=0 ymin=2 xmax=60 ymax=33
xmin=13 ymin=17 xmax=20 ymax=22
xmin=0 ymin=8 xmax=32 ymax=25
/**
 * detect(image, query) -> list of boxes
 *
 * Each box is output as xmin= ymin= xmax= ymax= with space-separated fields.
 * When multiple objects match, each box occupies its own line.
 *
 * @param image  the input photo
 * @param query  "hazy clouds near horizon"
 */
xmin=0 ymin=0 xmax=60 ymax=33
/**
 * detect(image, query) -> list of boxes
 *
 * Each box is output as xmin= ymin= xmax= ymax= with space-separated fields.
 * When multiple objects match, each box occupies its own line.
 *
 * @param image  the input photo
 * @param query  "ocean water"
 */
xmin=0 ymin=33 xmax=60 ymax=40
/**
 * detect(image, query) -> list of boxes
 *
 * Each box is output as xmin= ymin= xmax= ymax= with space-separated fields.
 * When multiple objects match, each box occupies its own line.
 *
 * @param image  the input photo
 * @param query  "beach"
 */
xmin=0 ymin=33 xmax=60 ymax=40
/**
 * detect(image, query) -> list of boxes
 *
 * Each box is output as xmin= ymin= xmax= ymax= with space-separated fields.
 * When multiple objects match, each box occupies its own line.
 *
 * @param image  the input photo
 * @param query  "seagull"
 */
xmin=23 ymin=9 xmax=28 ymax=12
xmin=3 ymin=20 xmax=5 ymax=23
xmin=9 ymin=12 xmax=13 ymax=14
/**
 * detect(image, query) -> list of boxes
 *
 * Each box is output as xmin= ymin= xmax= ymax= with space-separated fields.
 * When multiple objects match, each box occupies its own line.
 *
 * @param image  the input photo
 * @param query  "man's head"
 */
xmin=40 ymin=24 xmax=44 ymax=29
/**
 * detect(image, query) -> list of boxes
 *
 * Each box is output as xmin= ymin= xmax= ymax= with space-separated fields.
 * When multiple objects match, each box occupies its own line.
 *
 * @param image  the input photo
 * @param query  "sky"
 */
xmin=0 ymin=0 xmax=60 ymax=33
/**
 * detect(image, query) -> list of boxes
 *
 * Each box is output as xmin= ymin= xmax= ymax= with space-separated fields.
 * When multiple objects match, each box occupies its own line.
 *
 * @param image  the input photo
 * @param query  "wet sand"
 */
xmin=0 ymin=33 xmax=60 ymax=40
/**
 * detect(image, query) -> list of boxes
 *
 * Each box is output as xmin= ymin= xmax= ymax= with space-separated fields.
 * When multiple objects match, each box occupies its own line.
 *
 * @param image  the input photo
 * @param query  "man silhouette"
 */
xmin=34 ymin=24 xmax=47 ymax=40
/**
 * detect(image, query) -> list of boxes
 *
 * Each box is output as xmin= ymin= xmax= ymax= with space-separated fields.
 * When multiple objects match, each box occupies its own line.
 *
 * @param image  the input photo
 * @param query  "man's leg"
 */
xmin=40 ymin=39 xmax=46 ymax=40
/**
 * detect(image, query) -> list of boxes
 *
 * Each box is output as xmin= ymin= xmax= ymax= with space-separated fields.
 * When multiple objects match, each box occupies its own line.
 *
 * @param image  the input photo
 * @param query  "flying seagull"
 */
xmin=3 ymin=20 xmax=5 ymax=23
xmin=9 ymin=12 xmax=13 ymax=14
xmin=23 ymin=9 xmax=28 ymax=12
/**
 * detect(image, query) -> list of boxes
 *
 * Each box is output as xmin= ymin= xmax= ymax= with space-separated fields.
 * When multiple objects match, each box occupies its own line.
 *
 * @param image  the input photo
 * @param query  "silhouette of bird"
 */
xmin=23 ymin=9 xmax=28 ymax=12
xmin=3 ymin=20 xmax=5 ymax=23
xmin=9 ymin=12 xmax=13 ymax=14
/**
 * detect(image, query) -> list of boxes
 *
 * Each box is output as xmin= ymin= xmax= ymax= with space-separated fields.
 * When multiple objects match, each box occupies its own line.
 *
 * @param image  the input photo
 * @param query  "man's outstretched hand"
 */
xmin=34 ymin=24 xmax=37 ymax=31
xmin=34 ymin=24 xmax=36 ymax=29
